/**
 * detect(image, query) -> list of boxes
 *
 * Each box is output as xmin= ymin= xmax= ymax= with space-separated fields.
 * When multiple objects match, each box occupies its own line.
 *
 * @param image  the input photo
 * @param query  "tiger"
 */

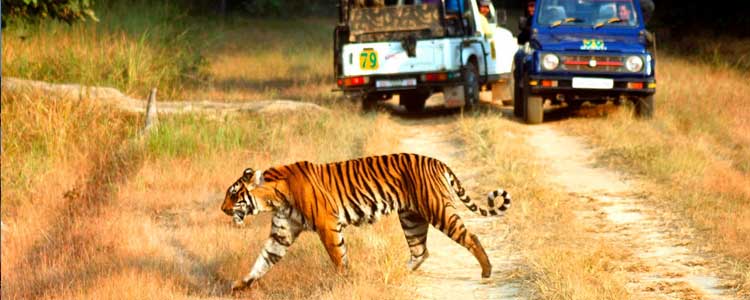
xmin=221 ymin=153 xmax=511 ymax=291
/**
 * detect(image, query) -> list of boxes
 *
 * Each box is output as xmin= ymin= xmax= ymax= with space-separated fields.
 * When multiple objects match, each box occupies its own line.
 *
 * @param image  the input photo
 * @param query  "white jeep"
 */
xmin=334 ymin=0 xmax=518 ymax=111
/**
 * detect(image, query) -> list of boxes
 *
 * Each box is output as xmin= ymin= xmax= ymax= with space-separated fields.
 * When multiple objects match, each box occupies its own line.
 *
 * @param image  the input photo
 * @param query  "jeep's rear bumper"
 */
xmin=335 ymin=71 xmax=465 ymax=94
xmin=528 ymin=75 xmax=656 ymax=98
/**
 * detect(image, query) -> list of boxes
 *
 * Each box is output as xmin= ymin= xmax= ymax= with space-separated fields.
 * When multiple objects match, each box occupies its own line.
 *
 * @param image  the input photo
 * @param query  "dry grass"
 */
xmin=1 ymin=7 xmax=334 ymax=102
xmin=559 ymin=54 xmax=750 ymax=295
xmin=183 ymin=18 xmax=334 ymax=102
xmin=455 ymin=113 xmax=631 ymax=299
xmin=1 ymin=85 xmax=412 ymax=299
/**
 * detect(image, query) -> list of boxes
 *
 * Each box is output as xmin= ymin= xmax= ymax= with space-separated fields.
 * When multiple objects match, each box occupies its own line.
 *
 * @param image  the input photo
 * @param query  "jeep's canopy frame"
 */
xmin=336 ymin=0 xmax=472 ymax=42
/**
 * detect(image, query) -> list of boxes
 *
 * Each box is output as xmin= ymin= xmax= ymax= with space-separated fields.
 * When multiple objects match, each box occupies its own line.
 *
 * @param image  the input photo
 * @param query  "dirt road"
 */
xmin=389 ymin=107 xmax=525 ymax=299
xmin=527 ymin=125 xmax=737 ymax=300
xmin=387 ymin=98 xmax=738 ymax=299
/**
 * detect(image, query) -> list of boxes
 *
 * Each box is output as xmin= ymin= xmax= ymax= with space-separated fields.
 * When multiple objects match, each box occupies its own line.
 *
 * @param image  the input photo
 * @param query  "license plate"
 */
xmin=376 ymin=78 xmax=416 ymax=88
xmin=572 ymin=77 xmax=613 ymax=89
xmin=359 ymin=49 xmax=379 ymax=70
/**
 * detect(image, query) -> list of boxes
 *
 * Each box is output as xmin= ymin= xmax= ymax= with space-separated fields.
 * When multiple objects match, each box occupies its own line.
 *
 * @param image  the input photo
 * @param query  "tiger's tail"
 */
xmin=445 ymin=168 xmax=511 ymax=217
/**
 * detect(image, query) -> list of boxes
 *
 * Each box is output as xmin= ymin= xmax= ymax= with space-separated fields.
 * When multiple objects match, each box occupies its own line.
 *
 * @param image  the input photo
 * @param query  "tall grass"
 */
xmin=1 ymin=1 xmax=212 ymax=100
xmin=560 ymin=54 xmax=750 ymax=294
xmin=1 ymin=1 xmax=335 ymax=102
xmin=188 ymin=18 xmax=334 ymax=102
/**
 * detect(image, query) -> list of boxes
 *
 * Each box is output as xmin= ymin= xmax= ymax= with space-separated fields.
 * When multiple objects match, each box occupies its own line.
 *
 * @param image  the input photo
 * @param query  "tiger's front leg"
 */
xmin=231 ymin=211 xmax=303 ymax=291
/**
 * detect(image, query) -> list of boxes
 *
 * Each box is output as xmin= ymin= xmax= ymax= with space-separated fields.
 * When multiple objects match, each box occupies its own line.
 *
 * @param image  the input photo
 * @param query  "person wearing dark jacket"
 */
xmin=517 ymin=0 xmax=535 ymax=45
xmin=640 ymin=0 xmax=654 ymax=24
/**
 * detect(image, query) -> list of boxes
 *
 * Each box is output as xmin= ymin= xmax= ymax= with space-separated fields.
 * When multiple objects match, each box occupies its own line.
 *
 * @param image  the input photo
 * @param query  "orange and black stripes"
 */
xmin=222 ymin=153 xmax=511 ymax=291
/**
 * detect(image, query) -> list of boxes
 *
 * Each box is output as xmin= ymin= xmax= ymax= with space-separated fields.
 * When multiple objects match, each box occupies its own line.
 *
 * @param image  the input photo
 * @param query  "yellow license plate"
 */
xmin=359 ymin=49 xmax=379 ymax=70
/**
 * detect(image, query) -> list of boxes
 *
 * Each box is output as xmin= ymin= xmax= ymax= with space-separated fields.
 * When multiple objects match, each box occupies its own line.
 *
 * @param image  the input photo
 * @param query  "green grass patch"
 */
xmin=2 ymin=0 xmax=214 ymax=99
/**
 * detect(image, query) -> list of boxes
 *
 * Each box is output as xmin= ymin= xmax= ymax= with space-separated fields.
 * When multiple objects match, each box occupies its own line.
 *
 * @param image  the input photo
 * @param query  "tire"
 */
xmin=361 ymin=93 xmax=380 ymax=112
xmin=513 ymin=77 xmax=524 ymax=118
xmin=463 ymin=63 xmax=480 ymax=111
xmin=634 ymin=95 xmax=654 ymax=119
xmin=400 ymin=90 xmax=429 ymax=113
xmin=524 ymin=95 xmax=543 ymax=124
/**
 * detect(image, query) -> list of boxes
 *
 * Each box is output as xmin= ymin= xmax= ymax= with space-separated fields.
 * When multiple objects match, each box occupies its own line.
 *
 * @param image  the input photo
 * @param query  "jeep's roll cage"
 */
xmin=333 ymin=0 xmax=494 ymax=83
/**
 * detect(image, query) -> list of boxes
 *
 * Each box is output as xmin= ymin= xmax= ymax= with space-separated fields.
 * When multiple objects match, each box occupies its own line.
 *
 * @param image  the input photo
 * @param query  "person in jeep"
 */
xmin=478 ymin=0 xmax=494 ymax=38
xmin=517 ymin=0 xmax=535 ymax=45
xmin=618 ymin=3 xmax=635 ymax=25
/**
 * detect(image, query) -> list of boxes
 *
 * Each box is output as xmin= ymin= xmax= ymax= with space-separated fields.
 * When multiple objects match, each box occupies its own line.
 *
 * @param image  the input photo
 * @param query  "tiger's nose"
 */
xmin=221 ymin=201 xmax=234 ymax=216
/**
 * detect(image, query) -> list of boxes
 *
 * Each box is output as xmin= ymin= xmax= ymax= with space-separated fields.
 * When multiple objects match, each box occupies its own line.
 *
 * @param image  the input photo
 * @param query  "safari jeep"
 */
xmin=334 ymin=0 xmax=518 ymax=112
xmin=514 ymin=0 xmax=656 ymax=124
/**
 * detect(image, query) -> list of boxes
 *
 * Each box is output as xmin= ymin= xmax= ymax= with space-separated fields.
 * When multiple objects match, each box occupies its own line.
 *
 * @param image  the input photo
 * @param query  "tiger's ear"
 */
xmin=241 ymin=168 xmax=255 ymax=183
xmin=253 ymin=169 xmax=264 ymax=186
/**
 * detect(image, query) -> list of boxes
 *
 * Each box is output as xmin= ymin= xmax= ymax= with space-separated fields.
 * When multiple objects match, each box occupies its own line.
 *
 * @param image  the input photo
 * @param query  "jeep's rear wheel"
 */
xmin=463 ymin=63 xmax=480 ymax=111
xmin=360 ymin=93 xmax=383 ymax=112
xmin=400 ymin=90 xmax=430 ymax=113
xmin=634 ymin=95 xmax=654 ymax=119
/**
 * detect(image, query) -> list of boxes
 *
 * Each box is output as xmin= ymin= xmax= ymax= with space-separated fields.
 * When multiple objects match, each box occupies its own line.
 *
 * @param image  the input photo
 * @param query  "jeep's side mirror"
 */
xmin=495 ymin=7 xmax=508 ymax=25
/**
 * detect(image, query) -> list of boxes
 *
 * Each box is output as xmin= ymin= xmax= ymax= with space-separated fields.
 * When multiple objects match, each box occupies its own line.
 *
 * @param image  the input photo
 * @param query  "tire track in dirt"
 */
xmin=527 ymin=125 xmax=738 ymax=300
xmin=393 ymin=118 xmax=525 ymax=300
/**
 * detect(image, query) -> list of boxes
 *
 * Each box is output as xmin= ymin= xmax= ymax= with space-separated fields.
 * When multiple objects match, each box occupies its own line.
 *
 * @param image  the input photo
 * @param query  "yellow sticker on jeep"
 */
xmin=581 ymin=39 xmax=607 ymax=50
xmin=359 ymin=49 xmax=379 ymax=70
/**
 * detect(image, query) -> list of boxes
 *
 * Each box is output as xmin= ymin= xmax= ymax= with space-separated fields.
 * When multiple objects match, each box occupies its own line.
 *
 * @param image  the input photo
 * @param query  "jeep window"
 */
xmin=536 ymin=0 xmax=640 ymax=28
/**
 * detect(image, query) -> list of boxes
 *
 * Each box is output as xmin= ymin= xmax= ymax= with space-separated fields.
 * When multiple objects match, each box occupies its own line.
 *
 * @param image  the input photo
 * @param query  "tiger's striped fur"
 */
xmin=221 ymin=153 xmax=511 ymax=291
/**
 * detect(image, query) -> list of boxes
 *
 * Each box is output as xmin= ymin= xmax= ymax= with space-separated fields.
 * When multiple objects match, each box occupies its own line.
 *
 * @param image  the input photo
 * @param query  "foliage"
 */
xmin=1 ymin=0 xmax=98 ymax=24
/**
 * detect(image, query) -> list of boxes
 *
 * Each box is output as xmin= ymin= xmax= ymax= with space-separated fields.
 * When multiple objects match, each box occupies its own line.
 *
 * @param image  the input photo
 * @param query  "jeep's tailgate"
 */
xmin=341 ymin=40 xmax=455 ymax=77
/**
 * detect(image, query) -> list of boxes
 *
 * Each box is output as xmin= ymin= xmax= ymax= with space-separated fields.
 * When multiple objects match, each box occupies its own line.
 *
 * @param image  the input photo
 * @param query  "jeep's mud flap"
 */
xmin=444 ymin=85 xmax=465 ymax=108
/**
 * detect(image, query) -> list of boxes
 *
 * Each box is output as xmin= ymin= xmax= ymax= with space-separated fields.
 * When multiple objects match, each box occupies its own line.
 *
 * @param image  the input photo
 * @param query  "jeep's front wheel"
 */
xmin=463 ymin=63 xmax=480 ymax=111
xmin=634 ymin=95 xmax=654 ymax=119
xmin=525 ymin=95 xmax=543 ymax=124
xmin=513 ymin=78 xmax=524 ymax=118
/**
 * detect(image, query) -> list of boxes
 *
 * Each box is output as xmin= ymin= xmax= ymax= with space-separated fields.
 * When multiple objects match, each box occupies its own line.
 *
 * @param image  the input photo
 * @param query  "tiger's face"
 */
xmin=221 ymin=168 xmax=263 ymax=225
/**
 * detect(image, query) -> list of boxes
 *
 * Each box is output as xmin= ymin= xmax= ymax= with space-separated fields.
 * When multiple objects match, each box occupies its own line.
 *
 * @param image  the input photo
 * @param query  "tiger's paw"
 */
xmin=407 ymin=250 xmax=429 ymax=271
xmin=231 ymin=278 xmax=254 ymax=292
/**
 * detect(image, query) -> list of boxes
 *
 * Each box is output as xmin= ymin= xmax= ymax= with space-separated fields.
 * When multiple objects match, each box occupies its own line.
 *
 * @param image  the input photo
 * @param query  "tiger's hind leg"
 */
xmin=398 ymin=211 xmax=430 ymax=271
xmin=432 ymin=206 xmax=492 ymax=278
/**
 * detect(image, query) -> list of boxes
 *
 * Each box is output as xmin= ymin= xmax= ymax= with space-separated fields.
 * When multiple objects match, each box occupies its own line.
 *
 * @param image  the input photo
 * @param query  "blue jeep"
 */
xmin=513 ymin=0 xmax=656 ymax=124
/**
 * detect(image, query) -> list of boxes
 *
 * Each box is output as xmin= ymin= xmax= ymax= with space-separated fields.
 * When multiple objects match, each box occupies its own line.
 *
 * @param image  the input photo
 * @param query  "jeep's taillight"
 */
xmin=420 ymin=72 xmax=459 ymax=82
xmin=339 ymin=76 xmax=369 ymax=87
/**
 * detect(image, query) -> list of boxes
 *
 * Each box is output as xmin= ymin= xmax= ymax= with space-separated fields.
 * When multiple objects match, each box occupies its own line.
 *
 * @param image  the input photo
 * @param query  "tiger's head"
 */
xmin=221 ymin=167 xmax=264 ymax=225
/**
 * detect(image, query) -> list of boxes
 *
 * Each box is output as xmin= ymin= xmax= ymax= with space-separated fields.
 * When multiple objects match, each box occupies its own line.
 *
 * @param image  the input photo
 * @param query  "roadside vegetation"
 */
xmin=1 ymin=85 xmax=417 ymax=299
xmin=1 ymin=1 xmax=332 ymax=102
xmin=560 ymin=54 xmax=750 ymax=295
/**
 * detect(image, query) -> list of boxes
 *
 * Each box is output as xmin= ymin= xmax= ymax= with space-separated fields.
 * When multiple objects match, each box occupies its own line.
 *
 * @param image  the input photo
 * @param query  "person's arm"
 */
xmin=481 ymin=16 xmax=494 ymax=38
